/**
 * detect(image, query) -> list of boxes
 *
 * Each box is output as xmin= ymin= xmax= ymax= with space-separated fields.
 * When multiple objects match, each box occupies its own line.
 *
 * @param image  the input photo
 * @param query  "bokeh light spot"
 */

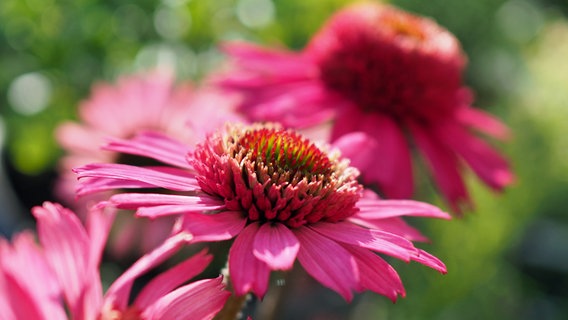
xmin=154 ymin=5 xmax=191 ymax=40
xmin=135 ymin=43 xmax=196 ymax=78
xmin=497 ymin=0 xmax=543 ymax=44
xmin=7 ymin=72 xmax=52 ymax=116
xmin=236 ymin=0 xmax=275 ymax=28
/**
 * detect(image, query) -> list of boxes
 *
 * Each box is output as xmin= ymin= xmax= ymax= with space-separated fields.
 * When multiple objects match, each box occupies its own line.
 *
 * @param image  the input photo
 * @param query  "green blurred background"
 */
xmin=1 ymin=0 xmax=567 ymax=319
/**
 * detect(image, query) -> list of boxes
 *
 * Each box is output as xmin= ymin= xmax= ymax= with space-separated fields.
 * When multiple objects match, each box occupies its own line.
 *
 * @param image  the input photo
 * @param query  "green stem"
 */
xmin=213 ymin=264 xmax=249 ymax=320
xmin=213 ymin=292 xmax=249 ymax=320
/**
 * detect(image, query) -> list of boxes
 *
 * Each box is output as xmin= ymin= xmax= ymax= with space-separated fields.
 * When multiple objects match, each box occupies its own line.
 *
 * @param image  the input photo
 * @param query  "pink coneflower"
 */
xmin=0 ymin=202 xmax=230 ymax=320
xmin=215 ymin=2 xmax=514 ymax=212
xmin=75 ymin=123 xmax=450 ymax=302
xmin=55 ymin=70 xmax=242 ymax=256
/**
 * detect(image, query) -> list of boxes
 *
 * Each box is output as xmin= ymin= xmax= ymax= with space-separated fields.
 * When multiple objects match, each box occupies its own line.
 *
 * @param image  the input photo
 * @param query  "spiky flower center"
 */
xmin=239 ymin=128 xmax=332 ymax=177
xmin=308 ymin=3 xmax=466 ymax=122
xmin=192 ymin=124 xmax=362 ymax=228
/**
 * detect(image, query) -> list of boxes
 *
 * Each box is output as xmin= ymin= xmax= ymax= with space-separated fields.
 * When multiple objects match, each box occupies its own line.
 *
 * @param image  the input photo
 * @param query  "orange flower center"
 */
xmin=382 ymin=13 xmax=426 ymax=42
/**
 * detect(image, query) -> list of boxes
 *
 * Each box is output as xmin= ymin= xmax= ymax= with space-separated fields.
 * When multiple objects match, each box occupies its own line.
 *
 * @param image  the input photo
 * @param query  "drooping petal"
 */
xmin=0 ymin=266 xmax=18 ymax=320
xmin=435 ymin=123 xmax=515 ymax=191
xmin=411 ymin=249 xmax=447 ymax=274
xmin=332 ymin=109 xmax=414 ymax=199
xmin=134 ymin=249 xmax=212 ymax=309
xmin=141 ymin=277 xmax=229 ymax=320
xmin=456 ymin=107 xmax=511 ymax=140
xmin=344 ymin=244 xmax=405 ymax=302
xmin=355 ymin=198 xmax=451 ymax=220
xmin=105 ymin=193 xmax=225 ymax=217
xmin=237 ymin=81 xmax=338 ymax=128
xmin=228 ymin=222 xmax=271 ymax=297
xmin=103 ymin=131 xmax=193 ymax=169
xmin=81 ymin=206 xmax=115 ymax=320
xmin=253 ymin=223 xmax=300 ymax=270
xmin=0 ymin=233 xmax=67 ymax=320
xmin=32 ymin=202 xmax=91 ymax=315
xmin=348 ymin=191 xmax=449 ymax=242
xmin=295 ymin=226 xmax=359 ymax=301
xmin=311 ymin=221 xmax=417 ymax=262
xmin=329 ymin=104 xmax=365 ymax=140
xmin=179 ymin=211 xmax=247 ymax=243
xmin=103 ymin=232 xmax=191 ymax=312
xmin=55 ymin=122 xmax=106 ymax=155
xmin=135 ymin=204 xmax=226 ymax=219
xmin=86 ymin=206 xmax=115 ymax=272
xmin=75 ymin=177 xmax=159 ymax=197
xmin=75 ymin=163 xmax=199 ymax=192
xmin=1 ymin=273 xmax=54 ymax=320
xmin=409 ymin=121 xmax=470 ymax=212
xmin=332 ymin=131 xmax=378 ymax=172
xmin=221 ymin=42 xmax=315 ymax=76
xmin=359 ymin=113 xmax=414 ymax=199
xmin=348 ymin=216 xmax=430 ymax=242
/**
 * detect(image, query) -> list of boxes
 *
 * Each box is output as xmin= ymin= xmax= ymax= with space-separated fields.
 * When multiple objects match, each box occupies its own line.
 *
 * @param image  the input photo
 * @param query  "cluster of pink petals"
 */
xmin=214 ymin=2 xmax=515 ymax=213
xmin=75 ymin=128 xmax=450 ymax=302
xmin=55 ymin=69 xmax=243 ymax=256
xmin=0 ymin=202 xmax=229 ymax=320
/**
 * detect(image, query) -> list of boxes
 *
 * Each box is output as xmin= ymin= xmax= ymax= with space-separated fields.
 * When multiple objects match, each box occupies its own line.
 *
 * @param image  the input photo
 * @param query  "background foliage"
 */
xmin=1 ymin=0 xmax=568 ymax=319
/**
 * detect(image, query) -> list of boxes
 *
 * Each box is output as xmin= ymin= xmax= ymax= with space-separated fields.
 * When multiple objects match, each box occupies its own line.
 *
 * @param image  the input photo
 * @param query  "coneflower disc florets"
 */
xmin=307 ymin=2 xmax=466 ymax=122
xmin=192 ymin=124 xmax=362 ymax=228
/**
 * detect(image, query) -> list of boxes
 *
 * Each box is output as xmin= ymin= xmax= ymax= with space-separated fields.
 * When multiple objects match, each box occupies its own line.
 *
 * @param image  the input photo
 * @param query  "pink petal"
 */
xmin=412 ymin=249 xmax=447 ymax=274
xmin=348 ymin=216 xmax=430 ymax=242
xmin=359 ymin=113 xmax=414 ymax=199
xmin=409 ymin=121 xmax=470 ymax=212
xmin=435 ymin=123 xmax=515 ymax=190
xmin=75 ymin=163 xmax=199 ymax=192
xmin=332 ymin=108 xmax=414 ymax=199
xmin=86 ymin=206 xmax=115 ymax=271
xmin=103 ymin=233 xmax=190 ymax=311
xmin=32 ymin=202 xmax=91 ymax=315
xmin=332 ymin=131 xmax=378 ymax=171
xmin=135 ymin=204 xmax=226 ymax=219
xmin=1 ymin=274 xmax=53 ymax=320
xmin=344 ymin=245 xmax=405 ymax=302
xmin=106 ymin=193 xmax=225 ymax=217
xmin=104 ymin=131 xmax=192 ymax=169
xmin=330 ymin=104 xmax=365 ymax=139
xmin=221 ymin=41 xmax=314 ymax=74
xmin=253 ymin=223 xmax=300 ymax=270
xmin=142 ymin=277 xmax=230 ymax=320
xmin=228 ymin=222 xmax=271 ymax=297
xmin=80 ymin=206 xmax=115 ymax=320
xmin=135 ymin=249 xmax=212 ymax=309
xmin=75 ymin=177 xmax=158 ymax=197
xmin=55 ymin=122 xmax=106 ymax=154
xmin=456 ymin=107 xmax=511 ymax=140
xmin=0 ymin=233 xmax=67 ymax=320
xmin=311 ymin=222 xmax=417 ymax=262
xmin=237 ymin=81 xmax=337 ymax=128
xmin=0 ymin=266 xmax=18 ymax=320
xmin=355 ymin=198 xmax=451 ymax=220
xmin=179 ymin=211 xmax=247 ymax=243
xmin=294 ymin=226 xmax=359 ymax=301
xmin=183 ymin=88 xmax=246 ymax=139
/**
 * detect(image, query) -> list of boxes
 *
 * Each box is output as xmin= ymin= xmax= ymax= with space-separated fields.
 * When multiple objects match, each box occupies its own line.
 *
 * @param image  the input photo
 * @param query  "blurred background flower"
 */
xmin=1 ymin=0 xmax=568 ymax=319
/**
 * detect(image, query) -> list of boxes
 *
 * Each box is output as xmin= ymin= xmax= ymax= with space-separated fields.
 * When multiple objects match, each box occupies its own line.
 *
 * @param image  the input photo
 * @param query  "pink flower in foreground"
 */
xmin=215 ymin=2 xmax=514 ymax=212
xmin=0 ymin=202 xmax=229 ymax=320
xmin=55 ymin=70 xmax=242 ymax=256
xmin=75 ymin=123 xmax=450 ymax=302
